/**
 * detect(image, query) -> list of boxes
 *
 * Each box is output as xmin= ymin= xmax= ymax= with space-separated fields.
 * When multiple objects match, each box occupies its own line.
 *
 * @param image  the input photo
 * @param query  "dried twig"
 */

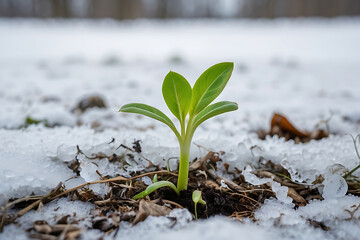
xmin=344 ymin=204 xmax=360 ymax=220
xmin=51 ymin=170 xmax=176 ymax=201
xmin=0 ymin=194 xmax=7 ymax=232
xmin=0 ymin=195 xmax=42 ymax=212
xmin=162 ymin=199 xmax=184 ymax=209
xmin=229 ymin=192 xmax=260 ymax=205
xmin=15 ymin=182 xmax=63 ymax=219
xmin=207 ymin=169 xmax=247 ymax=192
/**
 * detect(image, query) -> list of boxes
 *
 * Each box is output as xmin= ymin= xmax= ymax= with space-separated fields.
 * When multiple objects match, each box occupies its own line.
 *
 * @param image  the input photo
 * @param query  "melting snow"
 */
xmin=1 ymin=18 xmax=360 ymax=239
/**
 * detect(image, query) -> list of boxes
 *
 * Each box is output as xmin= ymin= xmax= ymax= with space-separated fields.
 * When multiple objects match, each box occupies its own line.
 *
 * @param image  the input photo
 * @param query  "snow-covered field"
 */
xmin=0 ymin=18 xmax=360 ymax=240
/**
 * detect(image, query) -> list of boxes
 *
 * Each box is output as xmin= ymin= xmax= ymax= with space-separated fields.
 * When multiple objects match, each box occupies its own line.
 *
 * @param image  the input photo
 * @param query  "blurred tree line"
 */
xmin=1 ymin=0 xmax=359 ymax=19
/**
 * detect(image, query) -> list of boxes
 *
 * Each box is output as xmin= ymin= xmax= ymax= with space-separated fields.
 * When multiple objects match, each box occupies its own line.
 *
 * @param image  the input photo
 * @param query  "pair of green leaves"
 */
xmin=119 ymin=62 xmax=238 ymax=140
xmin=192 ymin=190 xmax=206 ymax=220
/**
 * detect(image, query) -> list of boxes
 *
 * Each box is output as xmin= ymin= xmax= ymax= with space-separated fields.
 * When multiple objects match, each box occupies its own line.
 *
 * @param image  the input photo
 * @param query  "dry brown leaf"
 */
xmin=77 ymin=188 xmax=96 ymax=202
xmin=33 ymin=221 xmax=52 ymax=234
xmin=189 ymin=151 xmax=215 ymax=171
xmin=204 ymin=180 xmax=220 ymax=190
xmin=65 ymin=229 xmax=83 ymax=240
xmin=133 ymin=200 xmax=171 ymax=225
xmin=271 ymin=113 xmax=310 ymax=138
xmin=287 ymin=188 xmax=306 ymax=204
xmin=29 ymin=233 xmax=58 ymax=240
xmin=51 ymin=224 xmax=80 ymax=233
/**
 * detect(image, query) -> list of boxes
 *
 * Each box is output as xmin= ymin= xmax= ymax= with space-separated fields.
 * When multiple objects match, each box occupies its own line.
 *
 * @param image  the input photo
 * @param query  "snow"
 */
xmin=255 ymin=196 xmax=360 ymax=240
xmin=321 ymin=172 xmax=348 ymax=199
xmin=243 ymin=166 xmax=293 ymax=203
xmin=1 ymin=17 xmax=360 ymax=239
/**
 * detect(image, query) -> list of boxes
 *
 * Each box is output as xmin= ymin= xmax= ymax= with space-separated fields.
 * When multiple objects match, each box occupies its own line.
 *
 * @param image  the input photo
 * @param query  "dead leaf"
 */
xmin=287 ymin=188 xmax=306 ymax=204
xmin=204 ymin=180 xmax=220 ymax=190
xmin=29 ymin=233 xmax=58 ymax=240
xmin=77 ymin=188 xmax=96 ymax=202
xmin=271 ymin=113 xmax=310 ymax=138
xmin=33 ymin=221 xmax=52 ymax=234
xmin=93 ymin=217 xmax=114 ymax=232
xmin=56 ymin=215 xmax=69 ymax=225
xmin=189 ymin=152 xmax=215 ymax=171
xmin=65 ymin=229 xmax=82 ymax=240
xmin=133 ymin=200 xmax=171 ymax=225
xmin=258 ymin=113 xmax=330 ymax=143
xmin=51 ymin=224 xmax=80 ymax=233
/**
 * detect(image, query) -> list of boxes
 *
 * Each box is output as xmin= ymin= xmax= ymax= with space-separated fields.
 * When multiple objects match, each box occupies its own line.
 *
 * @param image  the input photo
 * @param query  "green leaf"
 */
xmin=152 ymin=174 xmax=158 ymax=183
xmin=190 ymin=62 xmax=234 ymax=116
xmin=192 ymin=101 xmax=238 ymax=130
xmin=119 ymin=103 xmax=180 ymax=139
xmin=162 ymin=71 xmax=192 ymax=123
xmin=132 ymin=181 xmax=179 ymax=200
xmin=192 ymin=190 xmax=203 ymax=204
xmin=198 ymin=198 xmax=206 ymax=205
xmin=192 ymin=190 xmax=206 ymax=205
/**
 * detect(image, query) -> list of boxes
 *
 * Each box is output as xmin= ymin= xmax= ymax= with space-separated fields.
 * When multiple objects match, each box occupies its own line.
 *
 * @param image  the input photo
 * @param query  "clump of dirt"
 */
xmin=154 ymin=184 xmax=267 ymax=219
xmin=71 ymin=95 xmax=107 ymax=114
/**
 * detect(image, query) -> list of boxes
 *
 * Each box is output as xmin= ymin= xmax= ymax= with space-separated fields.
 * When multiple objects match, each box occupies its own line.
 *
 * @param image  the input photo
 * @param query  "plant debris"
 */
xmin=2 ymin=149 xmax=360 ymax=239
xmin=257 ymin=113 xmax=329 ymax=143
xmin=29 ymin=219 xmax=82 ymax=240
xmin=133 ymin=200 xmax=172 ymax=225
xmin=71 ymin=95 xmax=107 ymax=114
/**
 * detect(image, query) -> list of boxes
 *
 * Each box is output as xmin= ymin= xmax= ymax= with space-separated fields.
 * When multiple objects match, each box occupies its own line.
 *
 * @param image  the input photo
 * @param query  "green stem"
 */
xmin=345 ymin=165 xmax=360 ymax=179
xmin=177 ymin=142 xmax=191 ymax=191
xmin=180 ymin=118 xmax=186 ymax=138
xmin=194 ymin=203 xmax=198 ymax=220
xmin=176 ymin=115 xmax=197 ymax=191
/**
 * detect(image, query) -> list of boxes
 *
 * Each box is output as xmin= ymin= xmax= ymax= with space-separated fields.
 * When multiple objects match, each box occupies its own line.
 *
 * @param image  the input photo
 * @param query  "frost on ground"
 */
xmin=1 ymin=18 xmax=360 ymax=239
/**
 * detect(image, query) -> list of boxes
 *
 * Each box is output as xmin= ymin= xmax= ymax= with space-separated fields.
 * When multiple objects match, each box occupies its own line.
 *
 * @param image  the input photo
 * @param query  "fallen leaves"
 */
xmin=133 ymin=200 xmax=172 ymax=225
xmin=30 ymin=220 xmax=82 ymax=240
xmin=258 ymin=113 xmax=329 ymax=143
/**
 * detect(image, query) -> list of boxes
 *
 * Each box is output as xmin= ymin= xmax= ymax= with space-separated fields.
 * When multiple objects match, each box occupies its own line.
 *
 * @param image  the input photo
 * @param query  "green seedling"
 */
xmin=343 ymin=134 xmax=360 ymax=179
xmin=119 ymin=62 xmax=238 ymax=197
xmin=192 ymin=190 xmax=206 ymax=220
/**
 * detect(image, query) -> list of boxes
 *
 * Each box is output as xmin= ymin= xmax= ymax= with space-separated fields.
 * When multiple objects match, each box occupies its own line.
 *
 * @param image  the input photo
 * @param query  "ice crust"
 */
xmin=243 ymin=166 xmax=293 ymax=203
xmin=1 ymin=18 xmax=360 ymax=239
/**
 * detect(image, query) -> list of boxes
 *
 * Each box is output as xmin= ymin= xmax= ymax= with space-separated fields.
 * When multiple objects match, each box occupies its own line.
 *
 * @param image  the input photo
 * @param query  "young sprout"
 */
xmin=192 ymin=190 xmax=206 ymax=220
xmin=119 ymin=62 xmax=238 ymax=198
xmin=133 ymin=181 xmax=179 ymax=200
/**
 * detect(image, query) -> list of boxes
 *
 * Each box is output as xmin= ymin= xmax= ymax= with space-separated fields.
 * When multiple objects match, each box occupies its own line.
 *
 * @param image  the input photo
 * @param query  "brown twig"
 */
xmin=0 ymin=195 xmax=42 ymax=212
xmin=16 ymin=199 xmax=42 ymax=218
xmin=52 ymin=170 xmax=177 ymax=200
xmin=162 ymin=200 xmax=185 ymax=209
xmin=0 ymin=194 xmax=7 ymax=232
xmin=229 ymin=192 xmax=261 ymax=205
xmin=15 ymin=182 xmax=63 ymax=219
xmin=207 ymin=169 xmax=247 ymax=192
xmin=58 ymin=223 xmax=71 ymax=240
